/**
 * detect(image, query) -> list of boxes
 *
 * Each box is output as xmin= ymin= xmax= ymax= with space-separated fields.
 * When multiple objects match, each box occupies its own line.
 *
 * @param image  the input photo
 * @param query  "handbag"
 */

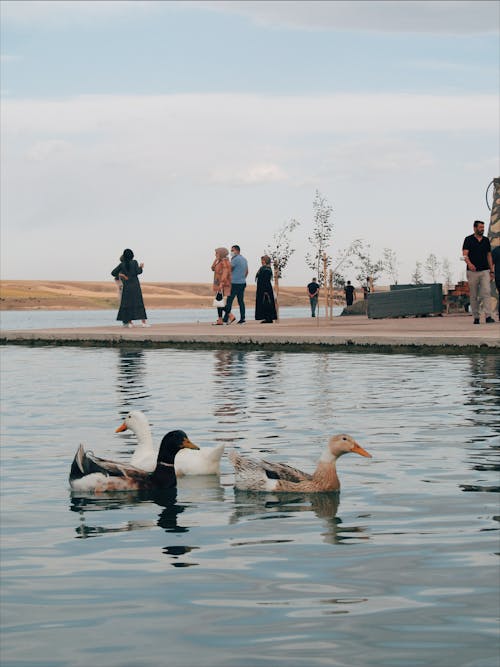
xmin=213 ymin=291 xmax=227 ymax=308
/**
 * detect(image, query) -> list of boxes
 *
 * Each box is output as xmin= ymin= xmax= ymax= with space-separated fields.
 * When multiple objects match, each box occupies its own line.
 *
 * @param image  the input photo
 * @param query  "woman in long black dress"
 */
xmin=255 ymin=255 xmax=277 ymax=323
xmin=111 ymin=248 xmax=149 ymax=327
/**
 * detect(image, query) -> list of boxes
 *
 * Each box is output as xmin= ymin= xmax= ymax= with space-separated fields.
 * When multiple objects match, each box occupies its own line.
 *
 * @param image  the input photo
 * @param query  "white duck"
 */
xmin=115 ymin=410 xmax=225 ymax=476
xmin=229 ymin=434 xmax=371 ymax=493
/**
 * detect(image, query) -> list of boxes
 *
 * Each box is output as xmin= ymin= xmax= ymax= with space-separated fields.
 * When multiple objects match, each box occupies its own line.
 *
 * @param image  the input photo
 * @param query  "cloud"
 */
xmin=26 ymin=139 xmax=73 ymax=162
xmin=0 ymin=0 xmax=160 ymax=25
xmin=2 ymin=0 xmax=497 ymax=34
xmin=1 ymin=91 xmax=496 ymax=285
xmin=210 ymin=163 xmax=287 ymax=186
xmin=0 ymin=54 xmax=21 ymax=63
xmin=196 ymin=0 xmax=499 ymax=34
xmin=3 ymin=92 xmax=497 ymax=139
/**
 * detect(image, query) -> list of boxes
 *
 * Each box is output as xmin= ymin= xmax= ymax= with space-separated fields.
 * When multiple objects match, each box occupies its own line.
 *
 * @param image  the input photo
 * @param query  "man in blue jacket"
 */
xmin=223 ymin=245 xmax=249 ymax=324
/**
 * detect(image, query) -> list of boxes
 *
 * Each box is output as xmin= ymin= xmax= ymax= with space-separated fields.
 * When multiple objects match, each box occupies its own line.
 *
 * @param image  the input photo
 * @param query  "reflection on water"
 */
xmin=460 ymin=355 xmax=500 ymax=492
xmin=1 ymin=346 xmax=499 ymax=667
xmin=212 ymin=349 xmax=248 ymax=424
xmin=116 ymin=348 xmax=150 ymax=412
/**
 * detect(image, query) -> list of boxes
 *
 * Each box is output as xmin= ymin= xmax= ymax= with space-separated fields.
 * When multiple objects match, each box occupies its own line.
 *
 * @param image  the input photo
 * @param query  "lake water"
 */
xmin=0 ymin=306 xmax=337 ymax=331
xmin=0 ymin=338 xmax=499 ymax=666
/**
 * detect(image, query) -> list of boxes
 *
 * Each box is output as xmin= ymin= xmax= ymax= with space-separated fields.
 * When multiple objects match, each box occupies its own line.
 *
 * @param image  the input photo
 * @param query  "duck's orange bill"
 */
xmin=115 ymin=422 xmax=128 ymax=433
xmin=182 ymin=438 xmax=200 ymax=450
xmin=352 ymin=443 xmax=372 ymax=458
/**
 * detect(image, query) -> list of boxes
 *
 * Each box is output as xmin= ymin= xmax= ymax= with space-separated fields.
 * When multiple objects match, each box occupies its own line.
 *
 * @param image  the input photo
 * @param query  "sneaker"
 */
xmin=485 ymin=317 xmax=495 ymax=324
xmin=141 ymin=323 xmax=151 ymax=327
xmin=127 ymin=323 xmax=134 ymax=328
xmin=237 ymin=319 xmax=246 ymax=324
xmin=473 ymin=318 xmax=480 ymax=325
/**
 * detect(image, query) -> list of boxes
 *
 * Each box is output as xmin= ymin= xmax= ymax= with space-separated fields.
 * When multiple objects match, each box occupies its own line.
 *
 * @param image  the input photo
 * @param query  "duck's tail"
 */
xmin=208 ymin=443 xmax=225 ymax=463
xmin=69 ymin=444 xmax=106 ymax=481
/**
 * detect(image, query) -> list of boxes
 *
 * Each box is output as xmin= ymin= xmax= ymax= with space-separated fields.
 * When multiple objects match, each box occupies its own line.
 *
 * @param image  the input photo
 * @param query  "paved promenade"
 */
xmin=1 ymin=313 xmax=498 ymax=351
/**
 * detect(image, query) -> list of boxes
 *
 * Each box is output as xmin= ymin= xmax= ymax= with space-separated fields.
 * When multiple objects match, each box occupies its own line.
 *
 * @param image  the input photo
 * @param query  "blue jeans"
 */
xmin=224 ymin=283 xmax=246 ymax=322
xmin=310 ymin=295 xmax=318 ymax=316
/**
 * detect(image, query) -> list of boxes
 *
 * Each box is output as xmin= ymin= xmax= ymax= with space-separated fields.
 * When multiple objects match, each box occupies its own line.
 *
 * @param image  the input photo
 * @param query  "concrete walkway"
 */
xmin=1 ymin=313 xmax=498 ymax=351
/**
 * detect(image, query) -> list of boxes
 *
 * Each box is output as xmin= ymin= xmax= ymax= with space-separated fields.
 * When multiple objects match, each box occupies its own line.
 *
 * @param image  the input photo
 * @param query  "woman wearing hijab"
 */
xmin=211 ymin=247 xmax=232 ymax=325
xmin=111 ymin=248 xmax=149 ymax=327
xmin=255 ymin=255 xmax=277 ymax=323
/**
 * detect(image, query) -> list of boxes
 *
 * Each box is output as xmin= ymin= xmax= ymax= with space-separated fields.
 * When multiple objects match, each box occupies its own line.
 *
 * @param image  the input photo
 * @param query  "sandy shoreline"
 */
xmin=0 ymin=280 xmax=348 ymax=311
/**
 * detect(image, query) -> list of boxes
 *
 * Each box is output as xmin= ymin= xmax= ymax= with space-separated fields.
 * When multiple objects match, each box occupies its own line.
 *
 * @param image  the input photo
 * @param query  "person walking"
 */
xmin=211 ymin=247 xmax=232 ymax=325
xmin=111 ymin=248 xmax=149 ymax=327
xmin=492 ymin=244 xmax=500 ymax=321
xmin=223 ymin=244 xmax=248 ymax=324
xmin=462 ymin=220 xmax=495 ymax=324
xmin=344 ymin=280 xmax=355 ymax=307
xmin=255 ymin=255 xmax=277 ymax=323
xmin=307 ymin=278 xmax=319 ymax=317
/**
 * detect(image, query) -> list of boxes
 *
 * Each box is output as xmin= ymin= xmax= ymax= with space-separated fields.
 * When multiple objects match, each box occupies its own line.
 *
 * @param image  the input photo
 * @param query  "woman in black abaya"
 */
xmin=255 ymin=255 xmax=277 ymax=323
xmin=111 ymin=248 xmax=149 ymax=327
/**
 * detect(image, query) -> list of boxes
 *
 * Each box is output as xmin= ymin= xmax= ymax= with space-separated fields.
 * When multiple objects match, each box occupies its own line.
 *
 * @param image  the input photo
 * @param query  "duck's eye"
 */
xmin=342 ymin=436 xmax=347 ymax=441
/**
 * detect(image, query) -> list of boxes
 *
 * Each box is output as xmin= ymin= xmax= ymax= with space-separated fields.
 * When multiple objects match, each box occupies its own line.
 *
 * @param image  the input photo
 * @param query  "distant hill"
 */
xmin=0 ymin=280 xmax=349 ymax=310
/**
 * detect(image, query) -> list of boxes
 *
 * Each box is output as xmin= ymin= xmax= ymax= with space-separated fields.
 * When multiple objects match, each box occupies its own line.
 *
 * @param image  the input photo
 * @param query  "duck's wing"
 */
xmin=230 ymin=452 xmax=312 ymax=484
xmin=260 ymin=459 xmax=313 ymax=483
xmin=70 ymin=444 xmax=149 ymax=483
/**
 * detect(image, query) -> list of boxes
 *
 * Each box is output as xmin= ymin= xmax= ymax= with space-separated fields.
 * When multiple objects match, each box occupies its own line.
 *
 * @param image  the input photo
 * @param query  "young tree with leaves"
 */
xmin=305 ymin=190 xmax=333 ymax=286
xmin=424 ymin=253 xmax=440 ymax=283
xmin=441 ymin=257 xmax=454 ymax=291
xmin=411 ymin=261 xmax=424 ymax=285
xmin=265 ymin=218 xmax=300 ymax=280
xmin=265 ymin=218 xmax=300 ymax=320
xmin=382 ymin=248 xmax=399 ymax=285
xmin=353 ymin=242 xmax=384 ymax=288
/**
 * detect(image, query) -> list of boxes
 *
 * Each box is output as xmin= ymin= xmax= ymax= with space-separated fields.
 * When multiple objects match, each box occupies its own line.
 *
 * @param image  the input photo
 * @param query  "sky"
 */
xmin=1 ymin=0 xmax=499 ymax=286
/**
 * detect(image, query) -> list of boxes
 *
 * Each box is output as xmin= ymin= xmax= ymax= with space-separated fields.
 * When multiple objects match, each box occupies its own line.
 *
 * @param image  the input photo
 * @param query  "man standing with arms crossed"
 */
xmin=224 ymin=244 xmax=248 ymax=324
xmin=462 ymin=220 xmax=495 ymax=324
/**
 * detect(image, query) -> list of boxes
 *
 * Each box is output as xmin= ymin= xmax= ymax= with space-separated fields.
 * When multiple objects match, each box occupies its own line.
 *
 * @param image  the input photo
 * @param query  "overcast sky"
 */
xmin=1 ymin=0 xmax=498 ymax=286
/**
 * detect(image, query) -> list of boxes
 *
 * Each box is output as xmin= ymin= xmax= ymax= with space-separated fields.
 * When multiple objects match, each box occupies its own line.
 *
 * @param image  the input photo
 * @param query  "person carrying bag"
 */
xmin=211 ymin=247 xmax=232 ymax=325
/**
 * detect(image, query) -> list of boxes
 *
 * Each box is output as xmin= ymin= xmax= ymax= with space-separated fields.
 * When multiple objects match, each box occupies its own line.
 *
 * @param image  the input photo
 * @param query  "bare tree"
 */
xmin=265 ymin=218 xmax=300 ymax=279
xmin=305 ymin=190 xmax=334 ymax=286
xmin=411 ymin=261 xmax=424 ymax=284
xmin=424 ymin=253 xmax=440 ymax=283
xmin=382 ymin=247 xmax=399 ymax=285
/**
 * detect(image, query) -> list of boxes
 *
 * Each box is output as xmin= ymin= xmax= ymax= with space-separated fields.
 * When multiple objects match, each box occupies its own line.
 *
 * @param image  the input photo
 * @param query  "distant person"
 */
xmin=223 ymin=244 xmax=248 ymax=324
xmin=211 ymin=247 xmax=232 ymax=326
xmin=492 ymin=244 xmax=500 ymax=321
xmin=344 ymin=280 xmax=355 ymax=307
xmin=255 ymin=255 xmax=277 ymax=323
xmin=307 ymin=278 xmax=319 ymax=317
xmin=111 ymin=248 xmax=149 ymax=327
xmin=362 ymin=281 xmax=370 ymax=300
xmin=462 ymin=220 xmax=495 ymax=324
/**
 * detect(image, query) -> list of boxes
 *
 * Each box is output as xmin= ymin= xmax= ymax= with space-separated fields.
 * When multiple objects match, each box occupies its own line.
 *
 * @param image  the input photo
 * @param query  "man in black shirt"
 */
xmin=307 ymin=278 xmax=319 ymax=317
xmin=462 ymin=220 xmax=495 ymax=324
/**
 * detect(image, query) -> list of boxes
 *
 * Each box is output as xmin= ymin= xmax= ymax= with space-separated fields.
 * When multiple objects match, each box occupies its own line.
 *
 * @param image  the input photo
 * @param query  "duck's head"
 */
xmin=321 ymin=434 xmax=372 ymax=462
xmin=157 ymin=430 xmax=200 ymax=465
xmin=115 ymin=410 xmax=149 ymax=434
